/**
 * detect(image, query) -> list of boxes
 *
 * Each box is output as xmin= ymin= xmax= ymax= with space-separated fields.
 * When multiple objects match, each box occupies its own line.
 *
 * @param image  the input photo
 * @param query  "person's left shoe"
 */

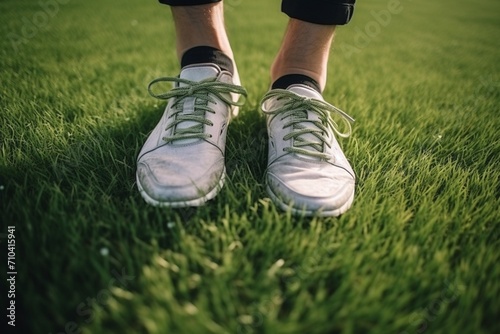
xmin=261 ymin=84 xmax=356 ymax=217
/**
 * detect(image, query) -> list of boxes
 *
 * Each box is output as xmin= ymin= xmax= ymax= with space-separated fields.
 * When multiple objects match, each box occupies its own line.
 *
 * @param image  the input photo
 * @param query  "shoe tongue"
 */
xmin=287 ymin=84 xmax=323 ymax=100
xmin=286 ymin=84 xmax=326 ymax=160
xmin=172 ymin=64 xmax=221 ymax=145
xmin=179 ymin=64 xmax=220 ymax=84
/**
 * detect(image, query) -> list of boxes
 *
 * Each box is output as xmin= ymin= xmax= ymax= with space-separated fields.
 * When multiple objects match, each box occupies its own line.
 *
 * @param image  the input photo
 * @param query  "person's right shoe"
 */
xmin=136 ymin=63 xmax=246 ymax=207
xmin=261 ymin=84 xmax=356 ymax=217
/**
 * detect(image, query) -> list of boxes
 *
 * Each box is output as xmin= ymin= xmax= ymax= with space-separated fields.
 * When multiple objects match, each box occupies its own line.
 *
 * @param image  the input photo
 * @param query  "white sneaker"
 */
xmin=136 ymin=63 xmax=246 ymax=207
xmin=261 ymin=84 xmax=356 ymax=217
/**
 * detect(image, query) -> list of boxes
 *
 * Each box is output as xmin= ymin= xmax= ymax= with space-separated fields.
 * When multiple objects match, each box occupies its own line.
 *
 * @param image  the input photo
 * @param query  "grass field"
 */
xmin=1 ymin=0 xmax=500 ymax=333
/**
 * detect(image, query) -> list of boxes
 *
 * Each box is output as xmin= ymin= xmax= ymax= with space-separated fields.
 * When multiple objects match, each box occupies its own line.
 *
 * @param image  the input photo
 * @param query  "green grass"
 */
xmin=1 ymin=0 xmax=499 ymax=333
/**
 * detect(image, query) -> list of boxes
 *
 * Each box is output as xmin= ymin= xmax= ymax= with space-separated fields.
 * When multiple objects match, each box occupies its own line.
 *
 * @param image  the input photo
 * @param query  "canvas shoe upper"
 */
xmin=261 ymin=84 xmax=355 ymax=217
xmin=136 ymin=63 xmax=246 ymax=207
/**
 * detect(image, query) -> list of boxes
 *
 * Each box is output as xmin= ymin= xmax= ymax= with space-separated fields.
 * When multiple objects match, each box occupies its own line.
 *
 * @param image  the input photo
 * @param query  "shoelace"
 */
xmin=148 ymin=76 xmax=247 ymax=142
xmin=261 ymin=89 xmax=354 ymax=160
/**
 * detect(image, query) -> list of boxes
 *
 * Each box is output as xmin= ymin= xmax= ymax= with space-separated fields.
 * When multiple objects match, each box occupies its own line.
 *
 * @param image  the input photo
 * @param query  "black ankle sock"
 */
xmin=272 ymin=74 xmax=322 ymax=94
xmin=181 ymin=46 xmax=234 ymax=75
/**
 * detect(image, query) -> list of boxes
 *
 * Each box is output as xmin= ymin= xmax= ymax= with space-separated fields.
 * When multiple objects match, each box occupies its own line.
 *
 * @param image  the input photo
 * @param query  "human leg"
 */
xmin=263 ymin=0 xmax=357 ymax=216
xmin=136 ymin=1 xmax=246 ymax=207
xmin=163 ymin=1 xmax=234 ymax=62
xmin=271 ymin=19 xmax=335 ymax=91
xmin=272 ymin=0 xmax=356 ymax=90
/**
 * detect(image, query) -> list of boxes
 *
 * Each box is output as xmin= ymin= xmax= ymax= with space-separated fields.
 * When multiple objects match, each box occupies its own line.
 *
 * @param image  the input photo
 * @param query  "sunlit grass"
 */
xmin=1 ymin=0 xmax=499 ymax=333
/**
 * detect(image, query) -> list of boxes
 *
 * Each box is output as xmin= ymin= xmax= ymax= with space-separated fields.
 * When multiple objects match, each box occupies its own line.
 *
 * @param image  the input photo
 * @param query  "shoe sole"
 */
xmin=230 ymin=65 xmax=242 ymax=119
xmin=136 ymin=168 xmax=226 ymax=208
xmin=266 ymin=185 xmax=354 ymax=217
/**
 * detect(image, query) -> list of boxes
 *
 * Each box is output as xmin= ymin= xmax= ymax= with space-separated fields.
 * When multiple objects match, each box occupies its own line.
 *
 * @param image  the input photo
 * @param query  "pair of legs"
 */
xmin=170 ymin=1 xmax=351 ymax=90
xmin=137 ymin=0 xmax=357 ymax=216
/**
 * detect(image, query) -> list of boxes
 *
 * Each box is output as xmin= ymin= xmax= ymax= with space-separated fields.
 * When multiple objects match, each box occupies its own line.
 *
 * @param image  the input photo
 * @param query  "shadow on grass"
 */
xmin=1 ymin=100 xmax=350 ymax=334
xmin=1 ymin=102 xmax=274 ymax=226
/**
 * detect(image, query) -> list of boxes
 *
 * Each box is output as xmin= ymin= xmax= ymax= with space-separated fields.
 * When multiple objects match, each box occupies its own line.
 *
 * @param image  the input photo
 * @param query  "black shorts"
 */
xmin=159 ymin=0 xmax=356 ymax=25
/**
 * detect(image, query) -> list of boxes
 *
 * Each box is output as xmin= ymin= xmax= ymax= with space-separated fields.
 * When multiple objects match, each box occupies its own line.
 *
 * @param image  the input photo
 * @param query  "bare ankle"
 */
xmin=271 ymin=19 xmax=335 ymax=91
xmin=271 ymin=56 xmax=327 ymax=91
xmin=171 ymin=3 xmax=233 ymax=62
